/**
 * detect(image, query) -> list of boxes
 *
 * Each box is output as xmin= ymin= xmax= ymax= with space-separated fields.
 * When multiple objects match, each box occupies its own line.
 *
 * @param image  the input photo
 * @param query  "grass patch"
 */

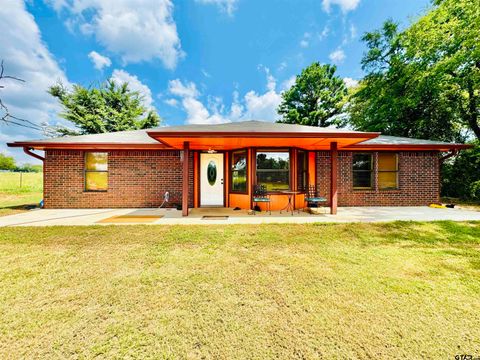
xmin=0 ymin=222 xmax=479 ymax=358
xmin=0 ymin=172 xmax=43 ymax=216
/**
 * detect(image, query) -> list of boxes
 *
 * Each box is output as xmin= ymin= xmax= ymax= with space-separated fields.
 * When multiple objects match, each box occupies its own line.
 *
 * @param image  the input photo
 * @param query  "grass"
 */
xmin=0 ymin=222 xmax=479 ymax=358
xmin=0 ymin=172 xmax=43 ymax=216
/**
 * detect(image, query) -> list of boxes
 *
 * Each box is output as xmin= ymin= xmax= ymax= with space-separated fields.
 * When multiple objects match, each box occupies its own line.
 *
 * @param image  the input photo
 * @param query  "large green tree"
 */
xmin=49 ymin=80 xmax=161 ymax=135
xmin=348 ymin=20 xmax=464 ymax=142
xmin=348 ymin=0 xmax=479 ymax=142
xmin=405 ymin=0 xmax=480 ymax=140
xmin=277 ymin=63 xmax=347 ymax=127
xmin=0 ymin=153 xmax=16 ymax=171
xmin=347 ymin=0 xmax=480 ymax=200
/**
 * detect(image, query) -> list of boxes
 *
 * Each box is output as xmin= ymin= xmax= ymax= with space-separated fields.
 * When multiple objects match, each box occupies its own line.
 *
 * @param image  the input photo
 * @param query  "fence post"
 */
xmin=19 ymin=172 xmax=23 ymax=188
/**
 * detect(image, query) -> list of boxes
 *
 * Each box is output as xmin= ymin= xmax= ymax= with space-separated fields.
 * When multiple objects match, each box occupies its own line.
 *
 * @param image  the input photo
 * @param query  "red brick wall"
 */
xmin=316 ymin=151 xmax=440 ymax=206
xmin=43 ymin=150 xmax=193 ymax=209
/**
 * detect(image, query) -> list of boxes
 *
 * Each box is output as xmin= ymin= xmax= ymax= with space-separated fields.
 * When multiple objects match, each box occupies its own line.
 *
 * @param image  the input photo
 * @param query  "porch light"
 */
xmin=207 ymin=148 xmax=217 ymax=154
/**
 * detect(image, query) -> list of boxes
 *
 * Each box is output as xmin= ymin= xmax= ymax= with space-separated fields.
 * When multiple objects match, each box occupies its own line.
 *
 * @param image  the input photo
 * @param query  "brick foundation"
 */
xmin=316 ymin=151 xmax=440 ymax=206
xmin=43 ymin=150 xmax=193 ymax=209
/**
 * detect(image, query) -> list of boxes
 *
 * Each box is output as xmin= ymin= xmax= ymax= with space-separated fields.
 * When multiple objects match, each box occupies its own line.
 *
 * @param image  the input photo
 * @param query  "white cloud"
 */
xmin=167 ymin=67 xmax=285 ymax=125
xmin=299 ymin=32 xmax=311 ymax=48
xmin=350 ymin=23 xmax=357 ymax=40
xmin=243 ymin=89 xmax=281 ymax=121
xmin=195 ymin=0 xmax=238 ymax=16
xmin=281 ymin=75 xmax=296 ymax=91
xmin=343 ymin=77 xmax=359 ymax=88
xmin=168 ymin=79 xmax=228 ymax=124
xmin=322 ymin=0 xmax=361 ymax=13
xmin=318 ymin=25 xmax=330 ymax=40
xmin=329 ymin=49 xmax=346 ymax=64
xmin=110 ymin=69 xmax=154 ymax=109
xmin=164 ymin=98 xmax=179 ymax=107
xmin=51 ymin=0 xmax=183 ymax=69
xmin=169 ymin=79 xmax=200 ymax=98
xmin=0 ymin=1 xmax=70 ymax=163
xmin=88 ymin=50 xmax=111 ymax=70
xmin=278 ymin=62 xmax=287 ymax=71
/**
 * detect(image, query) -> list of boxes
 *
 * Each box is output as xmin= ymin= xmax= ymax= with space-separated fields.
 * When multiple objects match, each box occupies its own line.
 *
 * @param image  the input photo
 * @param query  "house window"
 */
xmin=353 ymin=153 xmax=373 ymax=189
xmin=378 ymin=153 xmax=399 ymax=190
xmin=231 ymin=150 xmax=247 ymax=193
xmin=297 ymin=150 xmax=308 ymax=192
xmin=85 ymin=152 xmax=108 ymax=191
xmin=256 ymin=151 xmax=290 ymax=191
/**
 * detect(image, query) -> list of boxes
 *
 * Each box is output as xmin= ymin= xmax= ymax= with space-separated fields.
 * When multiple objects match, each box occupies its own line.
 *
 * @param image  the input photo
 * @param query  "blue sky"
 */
xmin=1 ymin=0 xmax=431 ymax=163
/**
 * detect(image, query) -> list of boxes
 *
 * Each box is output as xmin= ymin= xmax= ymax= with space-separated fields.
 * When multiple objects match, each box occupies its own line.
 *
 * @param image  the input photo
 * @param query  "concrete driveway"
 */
xmin=0 ymin=206 xmax=479 ymax=226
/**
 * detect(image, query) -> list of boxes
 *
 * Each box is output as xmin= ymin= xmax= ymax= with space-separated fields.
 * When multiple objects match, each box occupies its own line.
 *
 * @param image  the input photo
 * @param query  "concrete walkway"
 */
xmin=0 ymin=206 xmax=479 ymax=226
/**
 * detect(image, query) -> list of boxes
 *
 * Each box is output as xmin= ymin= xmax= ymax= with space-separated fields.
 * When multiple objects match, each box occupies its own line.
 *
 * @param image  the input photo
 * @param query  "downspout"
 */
xmin=23 ymin=147 xmax=45 ymax=162
xmin=23 ymin=147 xmax=45 ymax=208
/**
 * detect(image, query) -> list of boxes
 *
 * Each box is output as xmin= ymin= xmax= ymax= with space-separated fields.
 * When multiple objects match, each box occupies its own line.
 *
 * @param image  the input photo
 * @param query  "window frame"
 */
xmin=84 ymin=152 xmax=109 ymax=192
xmin=378 ymin=152 xmax=399 ymax=190
xmin=255 ymin=149 xmax=291 ymax=193
xmin=352 ymin=152 xmax=373 ymax=190
xmin=229 ymin=149 xmax=248 ymax=194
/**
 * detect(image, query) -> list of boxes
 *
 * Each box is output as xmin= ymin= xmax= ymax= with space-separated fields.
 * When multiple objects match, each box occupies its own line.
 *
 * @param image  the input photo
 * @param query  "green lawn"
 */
xmin=0 ymin=222 xmax=479 ymax=358
xmin=0 ymin=172 xmax=43 ymax=216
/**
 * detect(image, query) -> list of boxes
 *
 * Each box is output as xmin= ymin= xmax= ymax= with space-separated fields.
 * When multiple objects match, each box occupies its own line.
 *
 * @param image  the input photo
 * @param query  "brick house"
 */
xmin=7 ymin=120 xmax=469 ymax=215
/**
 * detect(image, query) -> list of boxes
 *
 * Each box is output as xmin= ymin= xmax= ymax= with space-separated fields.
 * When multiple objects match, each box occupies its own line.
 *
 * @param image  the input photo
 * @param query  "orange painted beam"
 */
xmin=330 ymin=142 xmax=338 ymax=215
xmin=182 ymin=141 xmax=189 ymax=216
xmin=308 ymin=151 xmax=316 ymax=186
xmin=193 ymin=151 xmax=199 ymax=208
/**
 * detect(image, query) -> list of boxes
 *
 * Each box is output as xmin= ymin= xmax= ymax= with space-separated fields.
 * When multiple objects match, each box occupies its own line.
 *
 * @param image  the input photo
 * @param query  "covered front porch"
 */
xmin=147 ymin=122 xmax=379 ymax=216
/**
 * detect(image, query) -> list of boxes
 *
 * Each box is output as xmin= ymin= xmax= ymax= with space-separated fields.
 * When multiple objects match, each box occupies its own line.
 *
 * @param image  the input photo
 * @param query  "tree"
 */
xmin=0 ymin=153 xmax=16 ymax=171
xmin=277 ymin=63 xmax=347 ymax=127
xmin=49 ymin=80 xmax=161 ymax=135
xmin=348 ymin=0 xmax=479 ymax=142
xmin=442 ymin=141 xmax=480 ymax=200
xmin=347 ymin=20 xmax=464 ymax=142
xmin=405 ymin=0 xmax=480 ymax=141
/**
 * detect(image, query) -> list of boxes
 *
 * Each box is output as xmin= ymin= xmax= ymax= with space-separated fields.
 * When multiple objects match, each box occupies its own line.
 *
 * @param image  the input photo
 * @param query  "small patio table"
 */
xmin=279 ymin=190 xmax=301 ymax=216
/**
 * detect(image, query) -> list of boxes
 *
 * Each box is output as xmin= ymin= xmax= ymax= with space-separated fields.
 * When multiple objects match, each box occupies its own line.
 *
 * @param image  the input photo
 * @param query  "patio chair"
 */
xmin=304 ymin=185 xmax=327 ymax=213
xmin=252 ymin=184 xmax=271 ymax=215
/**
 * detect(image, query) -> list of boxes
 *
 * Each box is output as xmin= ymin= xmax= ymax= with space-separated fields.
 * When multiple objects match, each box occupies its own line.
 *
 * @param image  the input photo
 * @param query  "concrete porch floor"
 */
xmin=0 ymin=206 xmax=479 ymax=226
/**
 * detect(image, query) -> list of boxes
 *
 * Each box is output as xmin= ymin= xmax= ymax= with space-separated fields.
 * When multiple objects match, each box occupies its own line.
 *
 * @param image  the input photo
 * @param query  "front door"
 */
xmin=200 ymin=153 xmax=224 ymax=206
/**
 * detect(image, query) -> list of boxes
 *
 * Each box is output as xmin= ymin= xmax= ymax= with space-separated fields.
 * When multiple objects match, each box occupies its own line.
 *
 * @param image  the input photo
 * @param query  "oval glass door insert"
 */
xmin=207 ymin=161 xmax=217 ymax=186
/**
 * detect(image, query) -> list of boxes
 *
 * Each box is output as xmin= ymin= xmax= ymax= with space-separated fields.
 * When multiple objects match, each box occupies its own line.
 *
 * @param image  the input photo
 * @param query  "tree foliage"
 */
xmin=405 ymin=0 xmax=480 ymax=140
xmin=277 ymin=63 xmax=347 ymax=127
xmin=49 ymin=80 xmax=161 ymax=135
xmin=442 ymin=141 xmax=480 ymax=200
xmin=348 ymin=0 xmax=479 ymax=142
xmin=347 ymin=0 xmax=480 ymax=199
xmin=0 ymin=153 xmax=16 ymax=171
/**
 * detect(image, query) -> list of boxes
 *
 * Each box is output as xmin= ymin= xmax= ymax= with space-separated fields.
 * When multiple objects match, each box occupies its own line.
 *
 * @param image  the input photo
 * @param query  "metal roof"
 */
xmin=149 ymin=120 xmax=369 ymax=134
xmin=359 ymin=135 xmax=459 ymax=146
xmin=6 ymin=120 xmax=469 ymax=150
xmin=14 ymin=128 xmax=160 ymax=145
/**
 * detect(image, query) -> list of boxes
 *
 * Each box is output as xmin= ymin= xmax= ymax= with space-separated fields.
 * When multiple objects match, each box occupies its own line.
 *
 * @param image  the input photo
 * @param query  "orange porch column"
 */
xmin=182 ymin=141 xmax=190 ymax=216
xmin=330 ymin=142 xmax=338 ymax=215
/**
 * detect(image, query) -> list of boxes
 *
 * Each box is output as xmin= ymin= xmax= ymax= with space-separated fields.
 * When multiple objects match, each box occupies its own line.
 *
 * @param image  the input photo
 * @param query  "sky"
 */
xmin=0 ymin=0 xmax=432 ymax=163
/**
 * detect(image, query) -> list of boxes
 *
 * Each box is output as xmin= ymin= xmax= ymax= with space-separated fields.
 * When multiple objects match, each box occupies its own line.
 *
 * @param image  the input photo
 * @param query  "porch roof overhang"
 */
xmin=146 ymin=131 xmax=380 ymax=150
